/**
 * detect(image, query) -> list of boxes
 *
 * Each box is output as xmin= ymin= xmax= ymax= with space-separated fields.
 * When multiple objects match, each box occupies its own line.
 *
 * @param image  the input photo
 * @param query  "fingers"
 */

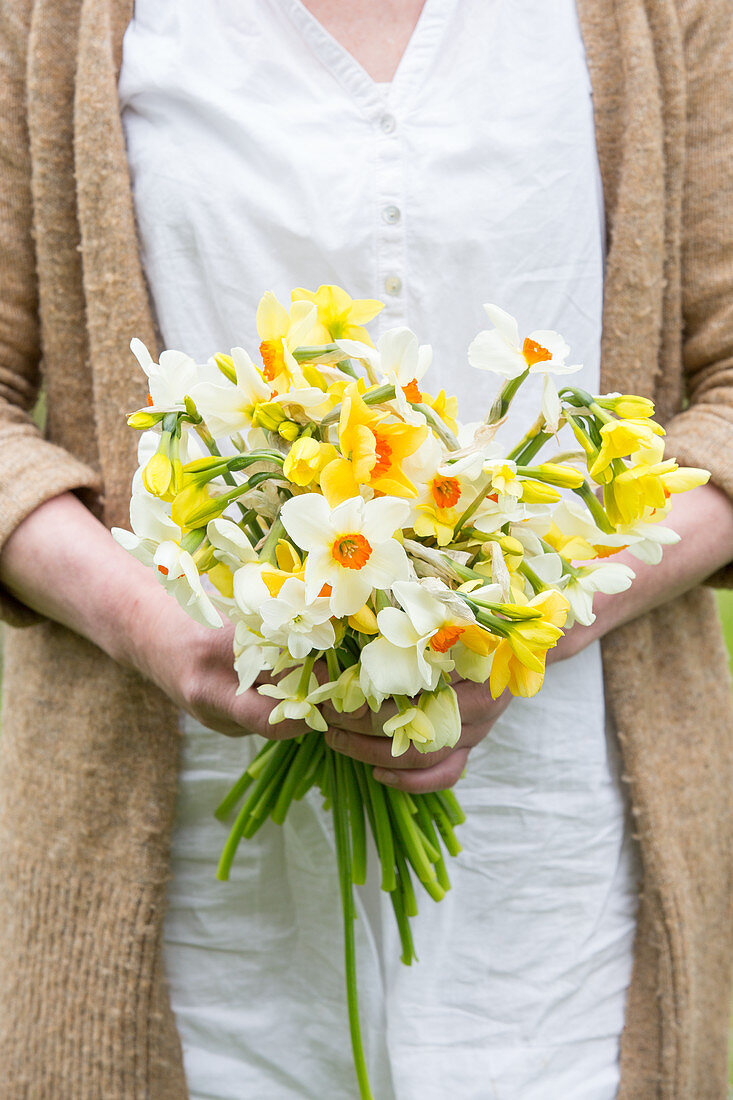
xmin=453 ymin=680 xmax=511 ymax=728
xmin=322 ymin=698 xmax=398 ymax=736
xmin=325 ymin=727 xmax=457 ymax=769
xmin=186 ymin=668 xmax=308 ymax=741
xmin=373 ymin=747 xmax=470 ymax=793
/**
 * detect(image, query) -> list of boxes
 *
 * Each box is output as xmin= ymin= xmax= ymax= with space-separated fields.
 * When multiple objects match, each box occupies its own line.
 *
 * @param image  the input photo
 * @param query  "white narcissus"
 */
xmin=307 ymin=665 xmax=366 ymax=714
xmin=336 ymin=326 xmax=432 ymax=397
xmin=111 ymin=490 xmax=221 ymax=629
xmin=232 ymin=562 xmax=272 ymax=630
xmin=416 ymin=685 xmax=462 ymax=752
xmin=232 ymin=621 xmax=281 ymax=694
xmin=531 ymin=552 xmax=635 ymax=627
xmin=359 ymin=579 xmax=494 ymax=698
xmin=189 ymin=347 xmax=271 ymax=438
xmin=258 ymin=668 xmax=328 ymax=731
xmin=207 ymin=517 xmax=260 ymax=571
xmin=383 ymin=706 xmax=435 ymax=757
xmin=130 ymin=339 xmax=220 ymax=414
xmin=359 ymin=606 xmax=452 ymax=698
xmin=259 ymin=577 xmax=336 ymax=659
xmin=279 ymin=494 xmax=411 ymax=617
xmin=468 ymin=304 xmax=582 ymax=380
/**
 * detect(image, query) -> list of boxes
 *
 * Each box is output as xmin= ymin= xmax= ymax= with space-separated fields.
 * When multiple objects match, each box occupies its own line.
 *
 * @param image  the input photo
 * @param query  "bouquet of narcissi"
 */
xmin=113 ymin=285 xmax=709 ymax=1099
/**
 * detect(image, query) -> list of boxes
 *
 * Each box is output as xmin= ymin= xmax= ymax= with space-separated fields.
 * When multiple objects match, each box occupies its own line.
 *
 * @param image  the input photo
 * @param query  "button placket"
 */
xmin=373 ymin=106 xmax=406 ymax=331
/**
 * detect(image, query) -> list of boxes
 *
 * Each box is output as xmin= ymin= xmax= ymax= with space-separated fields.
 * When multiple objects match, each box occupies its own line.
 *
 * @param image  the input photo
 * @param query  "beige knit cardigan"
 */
xmin=0 ymin=0 xmax=732 ymax=1096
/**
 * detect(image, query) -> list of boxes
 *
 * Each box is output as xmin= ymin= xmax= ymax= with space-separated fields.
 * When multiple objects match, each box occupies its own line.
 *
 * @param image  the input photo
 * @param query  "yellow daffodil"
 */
xmin=320 ymin=383 xmax=428 ymax=504
xmin=256 ymin=291 xmax=318 ymax=390
xmin=291 ymin=284 xmax=383 ymax=345
xmin=283 ymin=437 xmax=339 ymax=487
xmin=421 ymin=389 xmax=459 ymax=435
xmin=489 ymin=590 xmax=568 ymax=698
xmin=603 ymin=458 xmax=709 ymax=526
xmin=589 ymin=417 xmax=665 ymax=480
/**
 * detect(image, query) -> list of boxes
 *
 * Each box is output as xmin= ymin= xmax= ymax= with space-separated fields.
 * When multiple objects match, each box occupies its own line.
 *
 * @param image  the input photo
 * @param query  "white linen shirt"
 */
xmin=119 ymin=2 xmax=639 ymax=1097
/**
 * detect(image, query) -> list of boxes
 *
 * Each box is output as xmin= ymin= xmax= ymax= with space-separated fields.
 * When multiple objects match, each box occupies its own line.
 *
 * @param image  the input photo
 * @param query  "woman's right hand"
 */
xmin=128 ymin=594 xmax=306 ymax=740
xmin=0 ymin=491 xmax=305 ymax=741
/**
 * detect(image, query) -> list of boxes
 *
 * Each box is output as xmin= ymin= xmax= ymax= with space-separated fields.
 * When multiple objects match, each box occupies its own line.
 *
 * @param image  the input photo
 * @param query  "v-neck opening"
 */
xmin=279 ymin=0 xmax=455 ymax=112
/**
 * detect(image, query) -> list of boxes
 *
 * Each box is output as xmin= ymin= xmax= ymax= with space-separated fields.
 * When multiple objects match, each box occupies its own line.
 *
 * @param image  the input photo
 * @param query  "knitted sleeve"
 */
xmin=663 ymin=0 xmax=733 ymax=578
xmin=0 ymin=1 xmax=101 ymax=627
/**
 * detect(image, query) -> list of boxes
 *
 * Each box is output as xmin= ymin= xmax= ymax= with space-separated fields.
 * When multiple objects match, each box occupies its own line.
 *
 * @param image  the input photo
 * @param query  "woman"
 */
xmin=0 ymin=1 xmax=731 ymax=1097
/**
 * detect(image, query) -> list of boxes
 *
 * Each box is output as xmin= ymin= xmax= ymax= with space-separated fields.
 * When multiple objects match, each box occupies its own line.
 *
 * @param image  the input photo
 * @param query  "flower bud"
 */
xmin=252 ymin=401 xmax=287 ymax=432
xmin=597 ymin=393 xmax=655 ymax=419
xmin=142 ymin=453 xmax=173 ymax=498
xmin=529 ymin=463 xmax=585 ymax=488
xmin=277 ymin=420 xmax=300 ymax=442
xmin=128 ymin=408 xmax=166 ymax=430
xmin=214 ymin=353 xmax=237 ymax=383
xmin=283 ymin=437 xmax=337 ymax=487
xmin=520 ymin=480 xmax=561 ymax=503
xmin=171 ymin=484 xmax=226 ymax=529
xmin=184 ymin=395 xmax=203 ymax=422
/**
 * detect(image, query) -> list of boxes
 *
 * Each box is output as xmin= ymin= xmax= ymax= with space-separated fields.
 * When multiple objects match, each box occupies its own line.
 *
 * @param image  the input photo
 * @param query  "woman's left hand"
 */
xmin=324 ymin=680 xmax=511 ymax=792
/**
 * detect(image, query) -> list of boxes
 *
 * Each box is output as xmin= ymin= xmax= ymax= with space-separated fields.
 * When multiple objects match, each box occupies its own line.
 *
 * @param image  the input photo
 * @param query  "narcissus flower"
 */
xmin=589 ymin=418 xmax=665 ymax=480
xmin=292 ymin=284 xmax=383 ymax=344
xmin=280 ymin=494 xmax=411 ymax=617
xmin=489 ymin=589 xmax=568 ymax=698
xmin=258 ymin=668 xmax=328 ymax=731
xmin=320 ymin=383 xmax=428 ymax=503
xmin=468 ymin=304 xmax=582 ymax=380
xmin=337 ymin=327 xmax=432 ymax=400
xmin=603 ymin=459 xmax=709 ymax=526
xmin=256 ymin=291 xmax=317 ymax=389
xmin=259 ymin=577 xmax=336 ymax=659
xmin=111 ymin=490 xmax=221 ymax=629
xmin=283 ymin=437 xmax=338 ymax=487
xmin=129 ymin=338 xmax=204 ymax=413
xmin=359 ymin=580 xmax=496 ymax=697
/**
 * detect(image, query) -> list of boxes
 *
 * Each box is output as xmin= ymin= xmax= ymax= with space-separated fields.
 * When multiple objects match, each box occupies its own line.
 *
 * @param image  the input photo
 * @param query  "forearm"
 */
xmin=0 ymin=491 xmax=186 ymax=668
xmin=552 ymin=482 xmax=733 ymax=660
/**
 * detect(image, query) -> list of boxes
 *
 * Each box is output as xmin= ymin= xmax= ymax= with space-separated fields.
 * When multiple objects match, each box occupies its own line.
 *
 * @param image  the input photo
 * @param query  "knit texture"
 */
xmin=0 ymin=0 xmax=731 ymax=1096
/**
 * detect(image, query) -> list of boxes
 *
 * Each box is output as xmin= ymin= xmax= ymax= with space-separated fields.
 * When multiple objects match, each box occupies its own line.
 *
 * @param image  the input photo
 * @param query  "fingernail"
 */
xmin=326 ymin=729 xmax=343 ymax=747
xmin=373 ymin=768 xmax=397 ymax=786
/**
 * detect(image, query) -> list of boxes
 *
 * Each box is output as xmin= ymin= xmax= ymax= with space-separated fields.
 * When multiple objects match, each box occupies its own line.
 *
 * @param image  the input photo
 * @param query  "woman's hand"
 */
xmin=127 ymin=598 xmax=309 ymax=741
xmin=0 ymin=491 xmax=304 ymax=742
xmin=323 ymin=680 xmax=511 ymax=792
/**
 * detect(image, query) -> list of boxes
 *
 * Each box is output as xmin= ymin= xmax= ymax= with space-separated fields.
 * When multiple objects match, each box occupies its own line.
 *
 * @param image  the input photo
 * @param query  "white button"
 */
xmin=380 ymin=113 xmax=396 ymax=134
xmin=382 ymin=204 xmax=401 ymax=225
xmin=384 ymin=275 xmax=402 ymax=296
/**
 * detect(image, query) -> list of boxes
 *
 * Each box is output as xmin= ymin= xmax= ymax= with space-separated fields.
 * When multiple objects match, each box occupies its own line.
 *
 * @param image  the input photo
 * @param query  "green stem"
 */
xmin=344 ymin=757 xmax=368 ymax=886
xmin=214 ymin=768 xmax=255 ymax=823
xmin=487 ymin=367 xmax=530 ymax=424
xmin=572 ymin=481 xmax=615 ymax=534
xmin=434 ymin=789 xmax=466 ymax=826
xmin=390 ymin=880 xmax=417 ymax=967
xmin=413 ymin=798 xmax=451 ymax=893
xmin=329 ymin=750 xmax=374 ymax=1100
xmin=385 ymin=788 xmax=444 ymax=901
xmin=292 ymin=738 xmax=326 ymax=801
xmin=259 ymin=517 xmax=286 ymax=565
xmin=216 ymin=740 xmax=293 ymax=879
xmin=518 ymin=561 xmax=545 ymax=594
xmin=364 ymin=767 xmax=397 ymax=892
xmin=271 ymin=733 xmax=321 ymax=825
xmin=411 ymin=402 xmax=460 ymax=451
xmin=453 ymin=469 xmax=495 ymax=534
